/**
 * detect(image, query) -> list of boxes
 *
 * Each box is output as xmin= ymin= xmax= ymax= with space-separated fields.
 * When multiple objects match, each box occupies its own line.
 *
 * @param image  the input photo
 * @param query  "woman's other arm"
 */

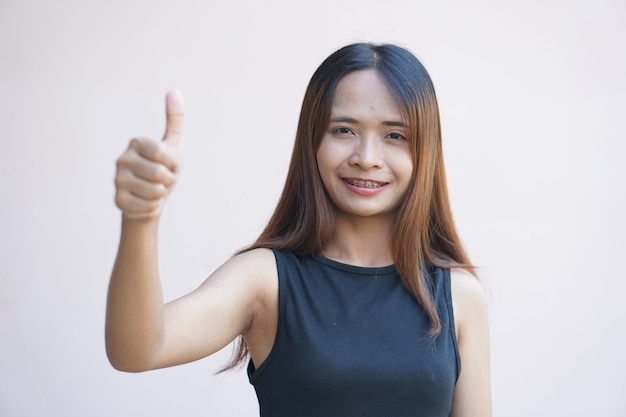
xmin=450 ymin=269 xmax=492 ymax=417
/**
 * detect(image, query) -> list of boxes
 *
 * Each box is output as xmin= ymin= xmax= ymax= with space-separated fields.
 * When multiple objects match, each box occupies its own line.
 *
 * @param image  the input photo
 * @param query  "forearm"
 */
xmin=105 ymin=216 xmax=165 ymax=372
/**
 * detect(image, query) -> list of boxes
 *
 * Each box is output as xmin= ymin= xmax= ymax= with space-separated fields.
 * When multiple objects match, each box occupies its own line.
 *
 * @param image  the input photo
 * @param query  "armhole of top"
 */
xmin=247 ymin=249 xmax=286 ymax=383
xmin=444 ymin=268 xmax=462 ymax=382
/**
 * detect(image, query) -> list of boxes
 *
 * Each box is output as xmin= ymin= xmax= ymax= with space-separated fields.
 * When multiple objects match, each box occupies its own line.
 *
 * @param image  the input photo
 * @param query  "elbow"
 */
xmin=107 ymin=357 xmax=148 ymax=373
xmin=105 ymin=340 xmax=154 ymax=373
xmin=107 ymin=353 xmax=152 ymax=373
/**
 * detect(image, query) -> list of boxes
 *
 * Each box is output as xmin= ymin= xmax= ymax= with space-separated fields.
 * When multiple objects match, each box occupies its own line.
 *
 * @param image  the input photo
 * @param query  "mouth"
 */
xmin=343 ymin=178 xmax=387 ymax=189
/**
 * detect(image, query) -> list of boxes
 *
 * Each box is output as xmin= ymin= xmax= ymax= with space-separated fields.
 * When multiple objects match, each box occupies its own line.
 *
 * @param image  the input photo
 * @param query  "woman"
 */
xmin=106 ymin=43 xmax=491 ymax=416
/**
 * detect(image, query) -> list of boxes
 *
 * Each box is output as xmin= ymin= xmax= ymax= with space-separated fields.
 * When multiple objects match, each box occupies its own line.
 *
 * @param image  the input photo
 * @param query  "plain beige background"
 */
xmin=1 ymin=0 xmax=625 ymax=416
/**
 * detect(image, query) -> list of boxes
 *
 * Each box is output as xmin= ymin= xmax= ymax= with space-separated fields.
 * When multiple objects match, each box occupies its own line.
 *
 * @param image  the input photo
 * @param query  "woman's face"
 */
xmin=316 ymin=69 xmax=413 ymax=223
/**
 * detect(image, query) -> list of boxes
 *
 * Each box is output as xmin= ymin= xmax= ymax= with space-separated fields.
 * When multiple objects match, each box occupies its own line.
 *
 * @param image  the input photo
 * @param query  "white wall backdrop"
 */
xmin=1 ymin=0 xmax=625 ymax=416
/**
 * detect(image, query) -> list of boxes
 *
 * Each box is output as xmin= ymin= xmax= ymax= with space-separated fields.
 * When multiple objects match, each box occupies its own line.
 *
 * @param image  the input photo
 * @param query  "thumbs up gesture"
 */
xmin=115 ymin=91 xmax=185 ymax=220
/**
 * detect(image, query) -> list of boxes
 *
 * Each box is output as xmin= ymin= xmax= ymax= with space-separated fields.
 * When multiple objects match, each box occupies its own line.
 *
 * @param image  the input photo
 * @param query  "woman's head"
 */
xmin=266 ymin=43 xmax=446 ymax=255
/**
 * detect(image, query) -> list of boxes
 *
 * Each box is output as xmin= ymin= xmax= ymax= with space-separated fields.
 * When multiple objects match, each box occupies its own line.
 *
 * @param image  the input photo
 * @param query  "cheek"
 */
xmin=393 ymin=149 xmax=414 ymax=183
xmin=403 ymin=159 xmax=415 ymax=182
xmin=396 ymin=157 xmax=415 ymax=202
xmin=316 ymin=139 xmax=337 ymax=178
xmin=315 ymin=150 xmax=331 ymax=192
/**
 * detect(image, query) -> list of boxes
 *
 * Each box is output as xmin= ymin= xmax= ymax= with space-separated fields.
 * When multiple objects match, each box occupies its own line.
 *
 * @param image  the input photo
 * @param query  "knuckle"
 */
xmin=115 ymin=155 xmax=127 ymax=169
xmin=149 ymin=164 xmax=167 ymax=182
xmin=116 ymin=151 xmax=136 ymax=170
xmin=128 ymin=138 xmax=143 ymax=154
xmin=153 ymin=183 xmax=167 ymax=199
xmin=114 ymin=173 xmax=132 ymax=190
xmin=114 ymin=192 xmax=129 ymax=209
xmin=131 ymin=137 xmax=158 ymax=158
xmin=129 ymin=137 xmax=146 ymax=148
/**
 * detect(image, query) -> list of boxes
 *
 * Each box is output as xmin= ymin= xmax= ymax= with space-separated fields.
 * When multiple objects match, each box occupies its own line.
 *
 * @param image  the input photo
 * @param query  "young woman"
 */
xmin=106 ymin=43 xmax=492 ymax=416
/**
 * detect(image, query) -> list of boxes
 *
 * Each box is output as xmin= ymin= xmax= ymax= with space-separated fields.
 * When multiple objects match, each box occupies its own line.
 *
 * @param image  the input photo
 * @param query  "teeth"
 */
xmin=347 ymin=179 xmax=383 ymax=189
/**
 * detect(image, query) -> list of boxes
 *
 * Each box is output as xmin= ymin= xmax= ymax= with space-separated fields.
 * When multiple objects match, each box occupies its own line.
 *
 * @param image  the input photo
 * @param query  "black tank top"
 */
xmin=248 ymin=250 xmax=460 ymax=417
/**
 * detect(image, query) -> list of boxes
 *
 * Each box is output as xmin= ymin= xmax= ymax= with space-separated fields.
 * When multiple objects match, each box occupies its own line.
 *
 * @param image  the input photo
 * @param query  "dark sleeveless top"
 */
xmin=247 ymin=250 xmax=460 ymax=417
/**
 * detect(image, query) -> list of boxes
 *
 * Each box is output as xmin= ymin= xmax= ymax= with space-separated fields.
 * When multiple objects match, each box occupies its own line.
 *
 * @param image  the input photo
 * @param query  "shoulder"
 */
xmin=450 ymin=268 xmax=487 ymax=307
xmin=195 ymin=248 xmax=278 ymax=336
xmin=226 ymin=248 xmax=276 ymax=274
xmin=235 ymin=248 xmax=279 ymax=306
xmin=449 ymin=268 xmax=489 ymax=341
xmin=200 ymin=248 xmax=278 ymax=307
xmin=224 ymin=248 xmax=278 ymax=290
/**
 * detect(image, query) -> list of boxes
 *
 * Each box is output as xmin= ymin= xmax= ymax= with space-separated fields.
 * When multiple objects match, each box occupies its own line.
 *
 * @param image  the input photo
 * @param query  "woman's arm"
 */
xmin=450 ymin=269 xmax=492 ymax=417
xmin=105 ymin=92 xmax=275 ymax=372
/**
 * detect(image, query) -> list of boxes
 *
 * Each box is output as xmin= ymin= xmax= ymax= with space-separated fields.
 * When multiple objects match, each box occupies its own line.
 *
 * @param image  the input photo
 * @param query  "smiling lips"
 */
xmin=343 ymin=178 xmax=387 ymax=190
xmin=342 ymin=178 xmax=387 ymax=196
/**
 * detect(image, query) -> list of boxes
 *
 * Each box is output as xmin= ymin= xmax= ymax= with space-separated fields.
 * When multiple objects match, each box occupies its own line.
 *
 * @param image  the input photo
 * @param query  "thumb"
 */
xmin=163 ymin=90 xmax=185 ymax=147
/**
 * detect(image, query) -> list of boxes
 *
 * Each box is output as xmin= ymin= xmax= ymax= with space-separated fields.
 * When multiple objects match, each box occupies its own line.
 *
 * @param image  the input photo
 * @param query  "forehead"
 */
xmin=331 ymin=69 xmax=403 ymax=120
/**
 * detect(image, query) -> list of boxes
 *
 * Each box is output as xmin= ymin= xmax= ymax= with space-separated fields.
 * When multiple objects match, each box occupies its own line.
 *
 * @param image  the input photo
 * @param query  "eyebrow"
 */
xmin=330 ymin=116 xmax=405 ymax=128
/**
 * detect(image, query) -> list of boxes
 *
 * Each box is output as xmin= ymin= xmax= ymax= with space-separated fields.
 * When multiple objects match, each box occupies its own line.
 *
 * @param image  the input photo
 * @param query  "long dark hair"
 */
xmin=223 ymin=42 xmax=474 ymax=370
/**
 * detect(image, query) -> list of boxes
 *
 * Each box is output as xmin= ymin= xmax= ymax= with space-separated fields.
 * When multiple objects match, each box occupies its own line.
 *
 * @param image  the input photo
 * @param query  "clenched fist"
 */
xmin=114 ymin=91 xmax=185 ymax=220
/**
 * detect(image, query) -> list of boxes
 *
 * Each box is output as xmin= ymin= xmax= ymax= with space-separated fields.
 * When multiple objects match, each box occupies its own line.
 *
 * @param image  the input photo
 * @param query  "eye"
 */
xmin=386 ymin=132 xmax=407 ymax=141
xmin=332 ymin=127 xmax=355 ymax=136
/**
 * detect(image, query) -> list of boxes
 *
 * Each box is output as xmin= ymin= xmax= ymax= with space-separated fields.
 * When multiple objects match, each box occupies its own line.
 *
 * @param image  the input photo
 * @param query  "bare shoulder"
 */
xmin=226 ymin=247 xmax=277 ymax=274
xmin=240 ymin=248 xmax=277 ymax=292
xmin=189 ymin=247 xmax=278 ymax=321
xmin=449 ymin=268 xmax=489 ymax=338
xmin=211 ymin=248 xmax=278 ymax=298
xmin=450 ymin=269 xmax=488 ymax=310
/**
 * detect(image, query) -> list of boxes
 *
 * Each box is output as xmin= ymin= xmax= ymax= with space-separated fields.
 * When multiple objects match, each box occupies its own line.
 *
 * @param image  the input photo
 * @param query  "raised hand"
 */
xmin=114 ymin=91 xmax=185 ymax=220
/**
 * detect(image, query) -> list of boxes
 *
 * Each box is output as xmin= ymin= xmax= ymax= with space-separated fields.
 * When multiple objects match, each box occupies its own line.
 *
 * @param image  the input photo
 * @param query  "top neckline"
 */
xmin=312 ymin=254 xmax=397 ymax=276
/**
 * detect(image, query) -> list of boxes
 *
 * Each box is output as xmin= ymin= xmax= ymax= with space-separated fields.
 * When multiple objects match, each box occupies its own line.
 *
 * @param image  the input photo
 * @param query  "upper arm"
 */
xmin=150 ymin=248 xmax=277 ymax=370
xmin=449 ymin=269 xmax=492 ymax=417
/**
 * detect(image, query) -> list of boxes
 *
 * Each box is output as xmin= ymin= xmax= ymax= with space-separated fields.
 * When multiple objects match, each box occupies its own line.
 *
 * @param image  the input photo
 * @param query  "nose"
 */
xmin=348 ymin=135 xmax=383 ymax=170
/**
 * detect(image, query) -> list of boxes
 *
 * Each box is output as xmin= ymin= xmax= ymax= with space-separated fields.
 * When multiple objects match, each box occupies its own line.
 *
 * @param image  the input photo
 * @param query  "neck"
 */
xmin=322 ymin=213 xmax=395 ymax=267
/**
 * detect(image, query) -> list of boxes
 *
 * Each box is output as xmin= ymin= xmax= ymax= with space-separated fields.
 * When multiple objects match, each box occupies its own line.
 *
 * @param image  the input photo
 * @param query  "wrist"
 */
xmin=121 ymin=213 xmax=161 ymax=231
